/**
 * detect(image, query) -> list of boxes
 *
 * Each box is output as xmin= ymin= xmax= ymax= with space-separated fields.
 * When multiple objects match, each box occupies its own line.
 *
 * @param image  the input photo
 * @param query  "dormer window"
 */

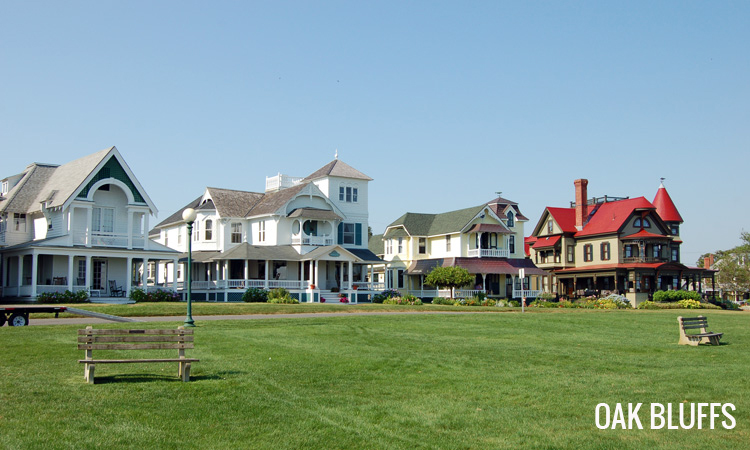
xmin=507 ymin=211 xmax=514 ymax=227
xmin=634 ymin=217 xmax=651 ymax=228
xmin=204 ymin=219 xmax=213 ymax=240
xmin=1 ymin=181 xmax=8 ymax=194
xmin=670 ymin=225 xmax=679 ymax=236
xmin=547 ymin=220 xmax=553 ymax=234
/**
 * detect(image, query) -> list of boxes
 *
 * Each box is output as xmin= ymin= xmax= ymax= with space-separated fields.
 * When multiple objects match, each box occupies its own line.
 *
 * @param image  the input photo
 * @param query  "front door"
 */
xmin=93 ymin=259 xmax=107 ymax=290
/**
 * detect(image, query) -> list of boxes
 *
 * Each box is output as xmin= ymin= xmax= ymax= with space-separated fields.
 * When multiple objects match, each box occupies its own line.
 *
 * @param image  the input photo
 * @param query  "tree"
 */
xmin=714 ymin=232 xmax=750 ymax=301
xmin=425 ymin=266 xmax=474 ymax=299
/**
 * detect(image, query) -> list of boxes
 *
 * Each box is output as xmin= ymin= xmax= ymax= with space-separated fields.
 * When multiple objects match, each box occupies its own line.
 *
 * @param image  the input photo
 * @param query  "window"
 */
xmin=164 ymin=233 xmax=168 ymax=247
xmin=567 ymin=245 xmax=575 ymax=263
xmin=1 ymin=181 xmax=7 ymax=194
xmin=177 ymin=231 xmax=182 ymax=245
xmin=600 ymin=242 xmax=610 ymax=261
xmin=508 ymin=235 xmax=515 ymax=254
xmin=446 ymin=235 xmax=451 ymax=252
xmin=634 ymin=217 xmax=651 ymax=228
xmin=547 ymin=220 xmax=554 ymax=234
xmin=339 ymin=184 xmax=358 ymax=203
xmin=92 ymin=208 xmax=114 ymax=233
xmin=583 ymin=244 xmax=593 ymax=262
xmin=231 ymin=223 xmax=243 ymax=243
xmin=507 ymin=212 xmax=514 ymax=227
xmin=386 ymin=239 xmax=393 ymax=255
xmin=258 ymin=221 xmax=266 ymax=242
xmin=419 ymin=238 xmax=426 ymax=254
xmin=193 ymin=220 xmax=200 ymax=241
xmin=670 ymin=225 xmax=679 ymax=236
xmin=652 ymin=244 xmax=660 ymax=259
xmin=397 ymin=269 xmax=404 ymax=289
xmin=204 ymin=219 xmax=213 ymax=240
xmin=625 ymin=245 xmax=634 ymax=258
xmin=671 ymin=246 xmax=679 ymax=262
xmin=341 ymin=223 xmax=356 ymax=245
xmin=398 ymin=237 xmax=403 ymax=253
xmin=13 ymin=213 xmax=26 ymax=232
xmin=78 ymin=260 xmax=86 ymax=282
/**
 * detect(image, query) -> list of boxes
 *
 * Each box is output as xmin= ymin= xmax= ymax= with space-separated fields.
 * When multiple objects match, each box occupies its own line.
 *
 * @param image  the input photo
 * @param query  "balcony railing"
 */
xmin=622 ymin=257 xmax=670 ymax=264
xmin=292 ymin=235 xmax=334 ymax=246
xmin=265 ymin=174 xmax=304 ymax=192
xmin=73 ymin=231 xmax=147 ymax=248
xmin=468 ymin=248 xmax=510 ymax=258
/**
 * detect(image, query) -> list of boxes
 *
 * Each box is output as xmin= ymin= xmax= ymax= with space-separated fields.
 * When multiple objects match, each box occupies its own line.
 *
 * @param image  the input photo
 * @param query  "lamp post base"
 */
xmin=184 ymin=318 xmax=196 ymax=327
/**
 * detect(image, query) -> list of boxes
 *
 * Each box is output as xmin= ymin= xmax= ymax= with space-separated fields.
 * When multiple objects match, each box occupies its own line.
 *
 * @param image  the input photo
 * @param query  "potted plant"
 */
xmin=309 ymin=284 xmax=316 ymax=289
xmin=353 ymin=284 xmax=359 ymax=290
xmin=339 ymin=293 xmax=349 ymax=303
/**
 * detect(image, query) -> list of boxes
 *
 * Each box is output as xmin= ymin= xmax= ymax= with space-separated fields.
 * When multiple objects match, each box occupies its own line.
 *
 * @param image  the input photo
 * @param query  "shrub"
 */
xmin=530 ymin=300 xmax=558 ymax=308
xmin=676 ymin=299 xmax=702 ymax=309
xmin=509 ymin=300 xmax=520 ymax=307
xmin=637 ymin=301 xmax=660 ymax=310
xmin=652 ymin=290 xmax=701 ymax=303
xmin=268 ymin=288 xmax=299 ymax=304
xmin=37 ymin=290 xmax=90 ymax=304
xmin=242 ymin=287 xmax=268 ymax=303
xmin=537 ymin=292 xmax=557 ymax=301
xmin=383 ymin=295 xmax=423 ymax=306
xmin=708 ymin=298 xmax=740 ymax=310
xmin=431 ymin=297 xmax=455 ymax=305
xmin=373 ymin=289 xmax=401 ymax=304
xmin=129 ymin=288 xmax=179 ymax=302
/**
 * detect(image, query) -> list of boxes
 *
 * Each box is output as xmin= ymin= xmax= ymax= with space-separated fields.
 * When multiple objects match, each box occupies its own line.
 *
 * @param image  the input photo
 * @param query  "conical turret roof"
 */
xmin=653 ymin=182 xmax=683 ymax=223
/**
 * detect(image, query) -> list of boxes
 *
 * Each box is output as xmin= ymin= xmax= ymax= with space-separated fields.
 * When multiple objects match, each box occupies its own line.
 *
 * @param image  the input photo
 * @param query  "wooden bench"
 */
xmin=78 ymin=326 xmax=199 ymax=383
xmin=678 ymin=316 xmax=723 ymax=346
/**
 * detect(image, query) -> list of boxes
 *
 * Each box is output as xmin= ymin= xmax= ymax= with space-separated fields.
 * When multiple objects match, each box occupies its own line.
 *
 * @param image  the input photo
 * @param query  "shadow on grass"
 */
xmin=90 ymin=371 xmax=245 ymax=384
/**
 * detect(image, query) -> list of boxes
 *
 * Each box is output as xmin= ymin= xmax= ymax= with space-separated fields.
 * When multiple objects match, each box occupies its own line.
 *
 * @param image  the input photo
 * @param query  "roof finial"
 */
xmin=659 ymin=177 xmax=665 ymax=188
xmin=335 ymin=149 xmax=338 ymax=160
xmin=495 ymin=191 xmax=502 ymax=197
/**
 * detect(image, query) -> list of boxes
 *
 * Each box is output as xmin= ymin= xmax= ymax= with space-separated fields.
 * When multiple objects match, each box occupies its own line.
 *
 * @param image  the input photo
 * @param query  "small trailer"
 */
xmin=0 ymin=305 xmax=68 ymax=327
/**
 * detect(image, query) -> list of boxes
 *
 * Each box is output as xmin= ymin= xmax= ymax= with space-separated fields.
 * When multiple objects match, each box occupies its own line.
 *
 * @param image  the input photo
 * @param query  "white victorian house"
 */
xmin=151 ymin=158 xmax=383 ymax=303
xmin=0 ymin=146 xmax=179 ymax=299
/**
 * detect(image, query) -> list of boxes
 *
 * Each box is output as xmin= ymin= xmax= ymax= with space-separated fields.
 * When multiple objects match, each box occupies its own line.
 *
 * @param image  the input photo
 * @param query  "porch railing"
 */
xmin=513 ymin=289 xmax=542 ymax=299
xmin=467 ymin=248 xmax=509 ymax=258
xmin=352 ymin=281 xmax=386 ymax=291
xmin=291 ymin=235 xmax=334 ymax=246
xmin=72 ymin=231 xmax=147 ymax=248
xmin=622 ymin=257 xmax=670 ymax=264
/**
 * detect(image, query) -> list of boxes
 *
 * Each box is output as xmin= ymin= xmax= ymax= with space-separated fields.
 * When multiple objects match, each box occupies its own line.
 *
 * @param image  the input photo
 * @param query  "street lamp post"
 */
xmin=182 ymin=208 xmax=197 ymax=327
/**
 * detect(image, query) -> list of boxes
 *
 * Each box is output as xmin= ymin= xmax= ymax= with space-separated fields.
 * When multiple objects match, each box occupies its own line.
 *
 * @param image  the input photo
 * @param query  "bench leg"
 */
xmin=180 ymin=362 xmax=191 ymax=382
xmin=85 ymin=363 xmax=95 ymax=384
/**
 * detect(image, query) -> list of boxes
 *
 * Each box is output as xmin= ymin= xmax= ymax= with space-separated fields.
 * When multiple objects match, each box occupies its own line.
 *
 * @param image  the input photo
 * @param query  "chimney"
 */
xmin=575 ymin=179 xmax=588 ymax=231
xmin=704 ymin=254 xmax=714 ymax=269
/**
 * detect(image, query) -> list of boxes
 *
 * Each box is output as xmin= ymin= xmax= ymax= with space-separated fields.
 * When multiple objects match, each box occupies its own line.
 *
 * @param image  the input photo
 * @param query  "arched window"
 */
xmin=204 ymin=219 xmax=213 ymax=240
xmin=507 ymin=211 xmax=515 ymax=227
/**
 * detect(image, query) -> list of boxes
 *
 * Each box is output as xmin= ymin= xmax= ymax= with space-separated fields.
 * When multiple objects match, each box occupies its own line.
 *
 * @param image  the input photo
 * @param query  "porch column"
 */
xmin=142 ymin=213 xmax=149 ymax=249
xmin=172 ymin=259 xmax=179 ymax=291
xmin=348 ymin=261 xmax=353 ymax=289
xmin=85 ymin=207 xmax=93 ymax=247
xmin=244 ymin=260 xmax=249 ymax=282
xmin=30 ymin=252 xmax=38 ymax=298
xmin=125 ymin=256 xmax=132 ymax=296
xmin=264 ymin=260 xmax=270 ymax=289
xmin=481 ymin=274 xmax=487 ymax=291
xmin=339 ymin=262 xmax=344 ymax=289
xmin=127 ymin=210 xmax=134 ymax=249
xmin=67 ymin=255 xmax=75 ymax=292
xmin=85 ymin=255 xmax=92 ymax=291
xmin=18 ymin=255 xmax=24 ymax=288
xmin=314 ymin=260 xmax=320 ymax=288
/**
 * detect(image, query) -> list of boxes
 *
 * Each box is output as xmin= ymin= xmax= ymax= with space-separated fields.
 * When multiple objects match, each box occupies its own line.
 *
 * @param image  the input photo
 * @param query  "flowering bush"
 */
xmin=373 ymin=289 xmax=401 ymax=304
xmin=339 ymin=293 xmax=349 ymax=303
xmin=454 ymin=297 xmax=497 ymax=307
xmin=383 ymin=294 xmax=423 ymax=305
xmin=242 ymin=287 xmax=268 ymax=303
xmin=37 ymin=290 xmax=90 ymax=304
xmin=677 ymin=299 xmax=702 ymax=309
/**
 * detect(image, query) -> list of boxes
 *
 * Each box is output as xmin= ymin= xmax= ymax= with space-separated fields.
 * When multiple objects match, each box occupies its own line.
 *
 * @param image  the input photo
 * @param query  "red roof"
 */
xmin=652 ymin=183 xmax=683 ymax=223
xmin=452 ymin=257 xmax=548 ymax=276
xmin=532 ymin=235 xmax=562 ymax=249
xmin=546 ymin=207 xmax=577 ymax=233
xmin=524 ymin=236 xmax=536 ymax=257
xmin=575 ymin=197 xmax=655 ymax=238
xmin=621 ymin=229 xmax=667 ymax=240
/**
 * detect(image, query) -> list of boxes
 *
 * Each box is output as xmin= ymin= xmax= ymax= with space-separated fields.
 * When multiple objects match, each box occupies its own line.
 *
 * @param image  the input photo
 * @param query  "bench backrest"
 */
xmin=678 ymin=316 xmax=709 ymax=333
xmin=78 ymin=327 xmax=194 ymax=351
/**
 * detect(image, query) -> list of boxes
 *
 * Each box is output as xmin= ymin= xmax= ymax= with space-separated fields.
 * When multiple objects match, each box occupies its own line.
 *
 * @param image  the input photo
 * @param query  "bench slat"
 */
xmin=78 ymin=343 xmax=194 ymax=350
xmin=78 ymin=335 xmax=194 ymax=343
xmin=78 ymin=329 xmax=193 ymax=335
xmin=78 ymin=358 xmax=199 ymax=364
xmin=682 ymin=324 xmax=709 ymax=330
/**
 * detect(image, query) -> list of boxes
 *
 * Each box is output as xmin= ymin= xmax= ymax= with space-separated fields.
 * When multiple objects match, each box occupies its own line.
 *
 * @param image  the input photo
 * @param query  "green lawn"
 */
xmin=1 ymin=310 xmax=748 ymax=449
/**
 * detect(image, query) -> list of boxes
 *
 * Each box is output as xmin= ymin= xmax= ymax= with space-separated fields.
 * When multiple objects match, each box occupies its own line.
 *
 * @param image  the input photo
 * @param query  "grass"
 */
xmin=1 ymin=310 xmax=748 ymax=449
xmin=36 ymin=301 xmax=509 ymax=318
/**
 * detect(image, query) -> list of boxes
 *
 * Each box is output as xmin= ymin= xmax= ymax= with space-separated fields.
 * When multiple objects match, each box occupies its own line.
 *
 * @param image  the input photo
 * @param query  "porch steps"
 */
xmin=66 ymin=307 xmax=142 ymax=323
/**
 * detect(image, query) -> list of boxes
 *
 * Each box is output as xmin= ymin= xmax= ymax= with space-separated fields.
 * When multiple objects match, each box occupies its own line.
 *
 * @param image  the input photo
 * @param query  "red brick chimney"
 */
xmin=575 ymin=179 xmax=589 ymax=231
xmin=704 ymin=254 xmax=714 ymax=269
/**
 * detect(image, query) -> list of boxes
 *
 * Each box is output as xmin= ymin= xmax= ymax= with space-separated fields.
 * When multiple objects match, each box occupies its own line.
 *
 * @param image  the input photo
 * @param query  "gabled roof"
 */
xmin=486 ymin=196 xmax=528 ymax=221
xmin=621 ymin=229 xmax=668 ymax=240
xmin=303 ymin=159 xmax=373 ymax=182
xmin=205 ymin=187 xmax=264 ymax=218
xmin=0 ymin=147 xmax=157 ymax=215
xmin=385 ymin=205 xmax=488 ymax=237
xmin=574 ymin=197 xmax=656 ymax=238
xmin=153 ymin=195 xmax=203 ymax=229
xmin=652 ymin=182 xmax=683 ymax=223
xmin=368 ymin=234 xmax=384 ymax=256
xmin=532 ymin=235 xmax=562 ymax=249
xmin=547 ymin=207 xmax=577 ymax=233
xmin=245 ymin=183 xmax=308 ymax=217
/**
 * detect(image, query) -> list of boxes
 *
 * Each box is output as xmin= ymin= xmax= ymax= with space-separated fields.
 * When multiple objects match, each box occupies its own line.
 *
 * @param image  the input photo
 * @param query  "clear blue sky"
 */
xmin=2 ymin=1 xmax=748 ymax=264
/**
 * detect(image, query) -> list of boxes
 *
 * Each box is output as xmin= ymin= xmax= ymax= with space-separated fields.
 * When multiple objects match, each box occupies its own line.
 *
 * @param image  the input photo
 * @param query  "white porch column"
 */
xmin=348 ymin=261 xmax=353 ymax=289
xmin=142 ymin=213 xmax=149 ymax=249
xmin=17 ymin=255 xmax=24 ymax=289
xmin=339 ymin=262 xmax=344 ymax=289
xmin=127 ymin=210 xmax=134 ymax=249
xmin=67 ymin=255 xmax=74 ymax=292
xmin=85 ymin=207 xmax=93 ymax=247
xmin=125 ymin=256 xmax=132 ymax=296
xmin=264 ymin=260 xmax=270 ymax=289
xmin=314 ymin=260 xmax=320 ymax=288
xmin=30 ymin=252 xmax=38 ymax=298
xmin=481 ymin=274 xmax=487 ymax=291
xmin=84 ymin=255 xmax=92 ymax=291
xmin=244 ymin=260 xmax=249 ymax=283
xmin=172 ymin=259 xmax=179 ymax=291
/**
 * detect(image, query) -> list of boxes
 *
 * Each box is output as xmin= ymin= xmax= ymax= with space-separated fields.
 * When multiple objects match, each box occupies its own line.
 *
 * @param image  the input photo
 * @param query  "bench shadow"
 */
xmin=92 ymin=370 xmax=247 ymax=384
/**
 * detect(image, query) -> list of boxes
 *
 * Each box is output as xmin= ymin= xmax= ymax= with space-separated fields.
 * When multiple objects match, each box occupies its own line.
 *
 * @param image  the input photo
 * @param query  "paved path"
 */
xmin=29 ymin=310 xmax=498 ymax=326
